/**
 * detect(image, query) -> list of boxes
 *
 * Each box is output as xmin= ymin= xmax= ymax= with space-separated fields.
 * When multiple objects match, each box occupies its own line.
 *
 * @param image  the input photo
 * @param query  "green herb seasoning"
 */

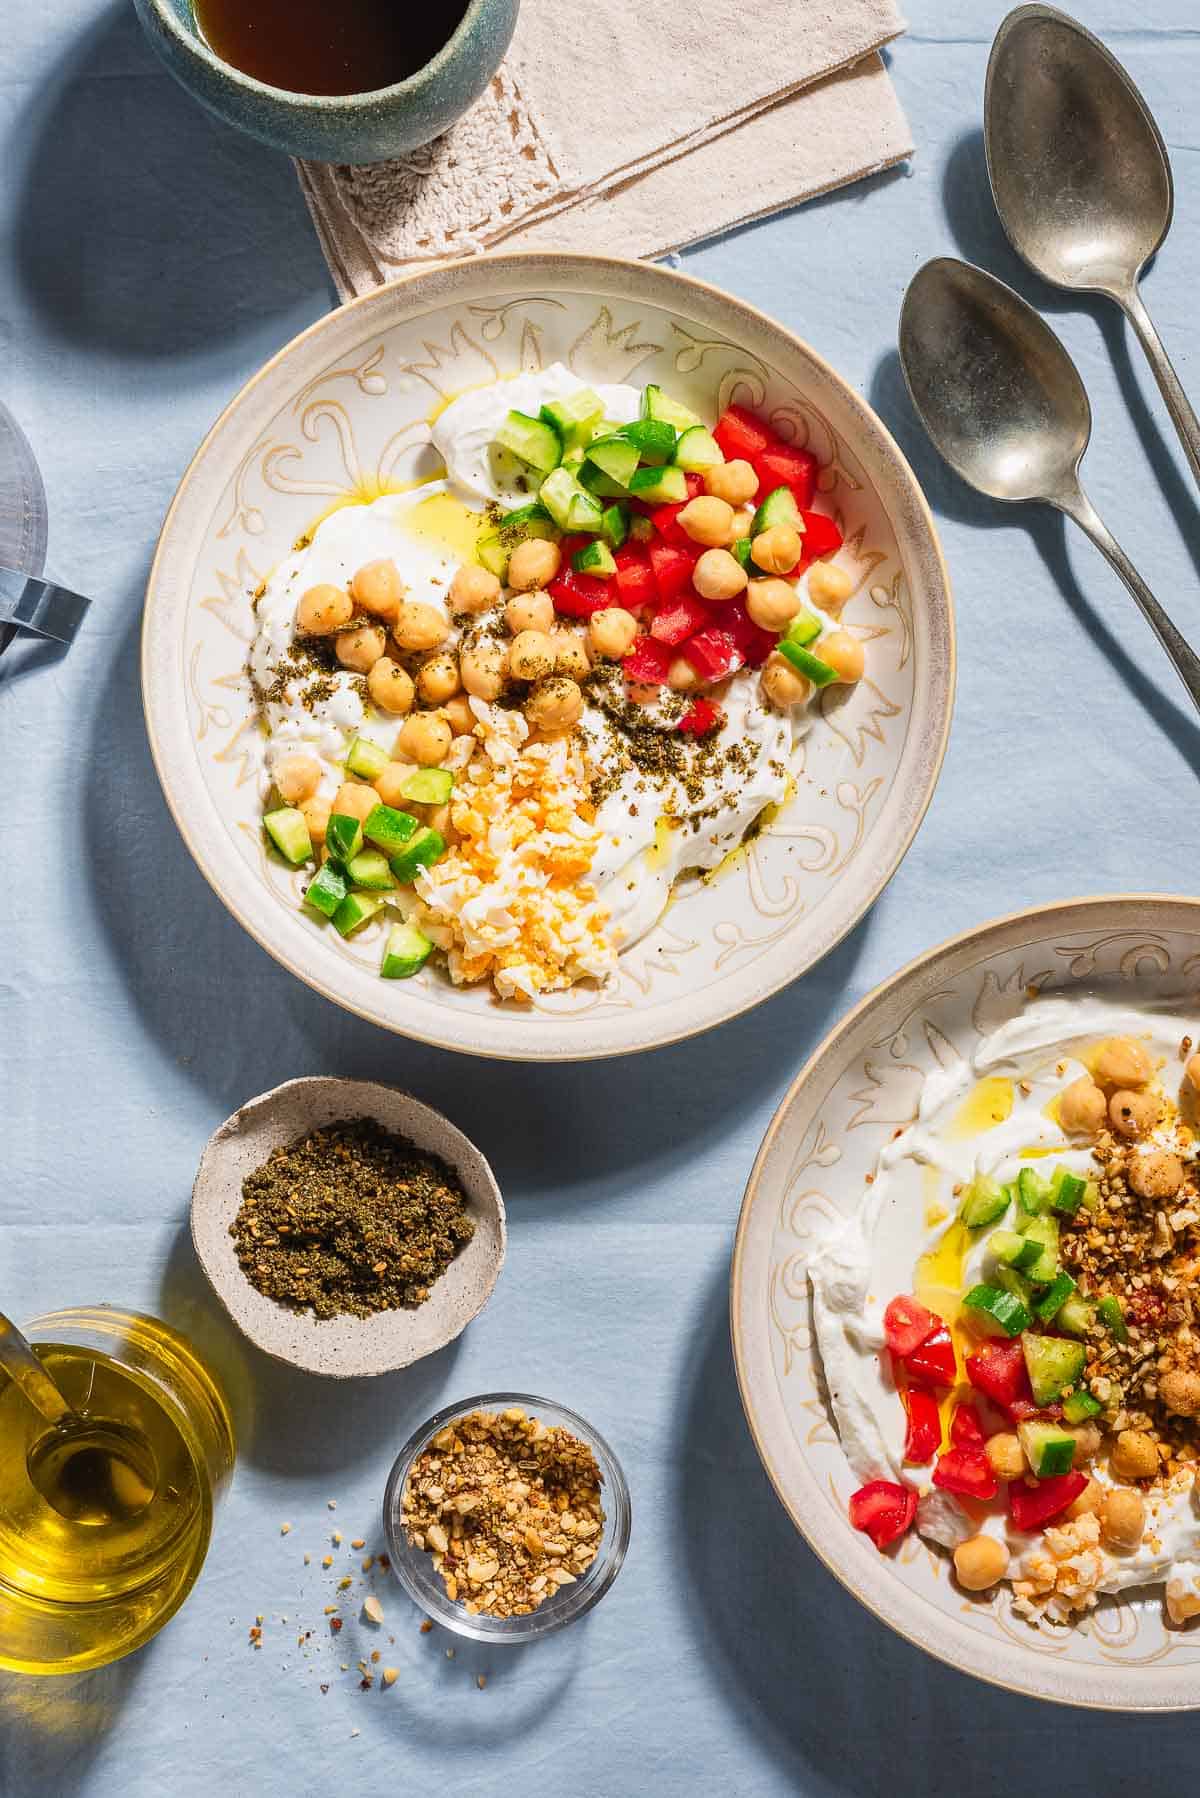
xmin=230 ymin=1118 xmax=476 ymax=1320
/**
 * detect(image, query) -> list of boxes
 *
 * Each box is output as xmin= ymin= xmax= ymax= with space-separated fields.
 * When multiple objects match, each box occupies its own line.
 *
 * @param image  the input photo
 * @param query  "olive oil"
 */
xmin=192 ymin=0 xmax=470 ymax=98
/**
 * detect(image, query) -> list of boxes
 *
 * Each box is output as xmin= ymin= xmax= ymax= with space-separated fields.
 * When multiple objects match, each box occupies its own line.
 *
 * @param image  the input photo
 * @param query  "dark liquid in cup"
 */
xmin=192 ymin=0 xmax=470 ymax=97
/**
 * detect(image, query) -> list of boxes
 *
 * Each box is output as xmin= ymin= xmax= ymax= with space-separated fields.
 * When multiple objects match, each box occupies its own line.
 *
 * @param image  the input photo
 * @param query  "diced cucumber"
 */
xmin=585 ymin=435 xmax=640 ymax=489
xmin=784 ymin=611 xmax=822 ymax=649
xmin=1022 ymin=1333 xmax=1086 ymax=1406
xmin=1062 ymin=1389 xmax=1102 ymax=1424
xmin=995 ymin=1264 xmax=1036 ymax=1311
xmin=380 ymin=922 xmax=433 ymax=980
xmin=1098 ymin=1295 xmax=1128 ymax=1343
xmin=751 ymin=485 xmax=801 ymax=536
xmin=475 ymin=503 xmax=560 ymax=580
xmin=1034 ymin=1271 xmax=1078 ymax=1323
xmin=1049 ymin=1165 xmax=1088 ymax=1216
xmin=345 ymin=849 xmax=396 ymax=891
xmin=1016 ymin=1167 xmax=1050 ymax=1216
xmin=304 ymin=861 xmax=347 ymax=918
xmin=573 ymin=540 xmax=617 ymax=578
xmin=674 ymin=425 xmax=724 ymax=471
xmin=390 ymin=827 xmax=445 ymax=884
xmin=640 ymin=383 xmax=702 ymax=432
xmin=561 ymin=445 xmax=586 ymax=473
xmin=399 ymin=767 xmax=455 ymax=807
xmin=600 ymin=504 xmax=628 ymax=550
xmin=540 ymin=467 xmax=605 ymax=534
xmin=1082 ymin=1180 xmax=1101 ymax=1213
xmin=578 ymin=463 xmax=631 ymax=500
xmin=1057 ymin=1293 xmax=1094 ymax=1338
xmin=778 ymin=640 xmax=839 ymax=686
xmin=619 ymin=419 xmax=678 ymax=466
xmin=264 ymin=807 xmax=313 ymax=867
xmin=989 ymin=1228 xmax=1042 ymax=1272
xmin=344 ymin=736 xmax=390 ymax=782
xmin=325 ymin=813 xmax=365 ymax=865
xmin=331 ymin=891 xmax=384 ymax=938
xmin=1020 ymin=1214 xmax=1060 ymax=1284
xmin=732 ymin=537 xmax=753 ymax=570
xmin=495 ymin=409 xmax=562 ymax=474
xmin=626 ymin=464 xmax=688 ymax=505
xmin=540 ymin=388 xmax=604 ymax=451
xmin=1019 ymin=1419 xmax=1078 ymax=1478
xmin=629 ymin=514 xmax=654 ymax=542
xmin=958 ymin=1174 xmax=1010 ymax=1229
xmin=363 ymin=804 xmax=419 ymax=857
xmin=962 ymin=1283 xmax=1031 ymax=1338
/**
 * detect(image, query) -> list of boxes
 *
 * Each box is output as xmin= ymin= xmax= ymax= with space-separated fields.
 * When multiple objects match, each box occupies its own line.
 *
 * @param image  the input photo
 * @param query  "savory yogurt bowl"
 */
xmin=143 ymin=253 xmax=953 ymax=1060
xmin=733 ymin=895 xmax=1200 ymax=1710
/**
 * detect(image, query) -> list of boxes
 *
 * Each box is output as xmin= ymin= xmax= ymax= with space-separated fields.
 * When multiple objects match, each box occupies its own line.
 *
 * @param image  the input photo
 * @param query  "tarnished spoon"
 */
xmin=899 ymin=258 xmax=1200 ymax=715
xmin=986 ymin=4 xmax=1200 ymax=489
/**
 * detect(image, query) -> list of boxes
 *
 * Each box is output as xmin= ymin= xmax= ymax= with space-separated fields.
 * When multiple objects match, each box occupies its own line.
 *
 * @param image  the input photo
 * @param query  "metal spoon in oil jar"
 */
xmin=0 ymin=1312 xmax=157 ymax=1525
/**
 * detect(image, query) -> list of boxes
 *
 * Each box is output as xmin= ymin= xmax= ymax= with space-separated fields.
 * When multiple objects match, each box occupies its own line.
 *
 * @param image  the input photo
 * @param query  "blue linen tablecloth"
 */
xmin=4 ymin=4 xmax=1200 ymax=1790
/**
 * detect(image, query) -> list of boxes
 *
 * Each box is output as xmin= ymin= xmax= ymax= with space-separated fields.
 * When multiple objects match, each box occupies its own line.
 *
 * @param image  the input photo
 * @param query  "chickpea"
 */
xmin=1066 ymin=1477 xmax=1104 ymax=1521
xmin=507 ymin=629 xmax=557 ymax=682
xmin=1058 ymin=1076 xmax=1107 ymax=1137
xmin=752 ymin=523 xmax=803 ymax=576
xmin=507 ymin=537 xmax=561 ymax=592
xmin=746 ymin=577 xmax=802 ymax=633
xmin=692 ymin=548 xmax=748 ymax=603
xmin=730 ymin=506 xmax=757 ymax=538
xmin=985 ymin=1432 xmax=1026 ymax=1481
xmin=296 ymin=582 xmax=353 ymax=636
xmin=1128 ymin=1150 xmax=1185 ymax=1201
xmin=1093 ymin=1036 xmax=1154 ymax=1089
xmin=953 ymin=1534 xmax=1008 ymax=1592
xmin=1101 ymin=1488 xmax=1146 ymax=1551
xmin=761 ymin=652 xmax=811 ymax=710
xmin=442 ymin=695 xmax=477 ymax=738
xmin=1111 ymin=1429 xmax=1158 ymax=1481
xmin=333 ymin=781 xmax=379 ymax=824
xmin=588 ymin=607 xmax=639 ymax=660
xmin=416 ymin=653 xmax=461 ymax=707
xmin=300 ymin=796 xmax=330 ymax=846
xmin=1166 ymin=1579 xmax=1200 ymax=1624
xmin=372 ymin=762 xmax=415 ymax=808
xmin=335 ymin=625 xmax=387 ymax=672
xmin=703 ymin=458 xmax=759 ymax=506
xmin=350 ymin=558 xmax=404 ymax=620
xmin=678 ymin=495 xmax=735 ymax=548
xmin=392 ymin=601 xmax=448 ymax=653
xmin=397 ymin=713 xmax=453 ymax=767
xmin=525 ymin=675 xmax=583 ymax=732
xmin=819 ymin=630 xmax=865 ymax=684
xmin=460 ymin=640 xmax=508 ymax=701
xmin=1109 ymin=1087 xmax=1162 ymax=1139
xmin=1159 ymin=1369 xmax=1200 ymax=1417
xmin=273 ymin=752 xmax=321 ymax=805
xmin=505 ymin=589 xmax=554 ymax=635
xmin=1186 ymin=1053 xmax=1200 ymax=1092
xmin=550 ymin=625 xmax=590 ymax=681
xmin=807 ymin=560 xmax=854 ymax=614
xmin=1064 ymin=1422 xmax=1102 ymax=1464
xmin=668 ymin=656 xmax=700 ymax=694
xmin=450 ymin=563 xmax=501 ymax=614
xmin=366 ymin=657 xmax=415 ymax=716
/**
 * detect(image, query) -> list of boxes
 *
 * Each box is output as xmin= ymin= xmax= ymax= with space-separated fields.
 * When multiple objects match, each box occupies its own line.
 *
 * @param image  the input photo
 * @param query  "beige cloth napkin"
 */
xmin=297 ymin=0 xmax=912 ymax=301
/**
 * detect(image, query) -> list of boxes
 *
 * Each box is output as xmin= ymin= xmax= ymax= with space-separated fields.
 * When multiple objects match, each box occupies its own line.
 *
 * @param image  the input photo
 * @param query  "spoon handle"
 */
xmin=1121 ymin=285 xmax=1200 ymax=492
xmin=0 ymin=1312 xmax=74 ymax=1428
xmin=1059 ymin=486 xmax=1200 ymax=716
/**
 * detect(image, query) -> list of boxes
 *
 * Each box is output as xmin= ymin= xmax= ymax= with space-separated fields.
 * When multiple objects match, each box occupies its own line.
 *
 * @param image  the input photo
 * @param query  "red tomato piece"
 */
xmin=848 ymin=1480 xmax=918 ymax=1552
xmin=682 ymin=626 xmax=742 ymax=682
xmin=613 ymin=548 xmax=656 ymax=609
xmin=902 ymin=1389 xmax=942 ymax=1465
xmin=965 ymin=1340 xmax=1031 ymax=1410
xmin=882 ymin=1295 xmax=940 ymax=1359
xmin=1008 ymin=1473 xmax=1087 ymax=1533
xmin=799 ymin=509 xmax=844 ymax=562
xmin=548 ymin=572 xmax=612 ymax=618
xmin=649 ymin=591 xmax=713 ymax=646
xmin=684 ymin=471 xmax=704 ymax=498
xmin=931 ymin=1445 xmax=998 ymax=1501
xmin=718 ymin=598 xmax=777 ymax=667
xmin=649 ymin=540 xmax=699 ymax=605
xmin=713 ymin=404 xmax=774 ymax=464
xmin=677 ymin=698 xmax=723 ymax=736
xmin=649 ymin=502 xmax=690 ymax=546
xmin=902 ymin=1328 xmax=957 ymax=1391
xmin=557 ymin=533 xmax=593 ymax=565
xmin=755 ymin=443 xmax=818 ymax=510
xmin=950 ymin=1402 xmax=985 ymax=1448
xmin=622 ymin=635 xmax=674 ymax=685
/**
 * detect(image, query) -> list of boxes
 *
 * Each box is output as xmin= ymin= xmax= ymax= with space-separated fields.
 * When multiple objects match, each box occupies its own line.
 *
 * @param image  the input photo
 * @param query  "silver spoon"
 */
xmin=985 ymin=4 xmax=1200 ymax=490
xmin=898 ymin=257 xmax=1200 ymax=716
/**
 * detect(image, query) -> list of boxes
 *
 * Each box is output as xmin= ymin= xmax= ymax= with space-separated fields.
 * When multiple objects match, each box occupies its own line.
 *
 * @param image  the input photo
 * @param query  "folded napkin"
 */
xmin=297 ymin=0 xmax=912 ymax=300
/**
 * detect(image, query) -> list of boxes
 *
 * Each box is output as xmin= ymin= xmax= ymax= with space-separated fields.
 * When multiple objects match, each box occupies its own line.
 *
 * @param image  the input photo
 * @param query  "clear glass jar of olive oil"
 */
xmin=0 ymin=1307 xmax=235 ymax=1675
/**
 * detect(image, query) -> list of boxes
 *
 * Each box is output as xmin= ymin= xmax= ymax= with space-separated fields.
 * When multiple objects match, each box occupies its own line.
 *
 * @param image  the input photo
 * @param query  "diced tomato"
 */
xmin=799 ymin=509 xmax=844 ymax=563
xmin=848 ymin=1480 xmax=918 ymax=1552
xmin=1008 ymin=1472 xmax=1087 ymax=1533
xmin=613 ymin=547 xmax=656 ymax=609
xmin=678 ymin=698 xmax=723 ymax=736
xmin=902 ymin=1388 xmax=941 ymax=1465
xmin=713 ymin=404 xmax=774 ymax=464
xmin=649 ymin=540 xmax=699 ymax=605
xmin=684 ymin=471 xmax=704 ymax=498
xmin=649 ymin=502 xmax=690 ymax=546
xmin=965 ymin=1340 xmax=1031 ymax=1410
xmin=649 ymin=591 xmax=712 ymax=647
xmin=901 ymin=1328 xmax=957 ymax=1391
xmin=623 ymin=634 xmax=674 ymax=685
xmin=755 ymin=443 xmax=818 ymax=510
xmin=950 ymin=1402 xmax=985 ymax=1448
xmin=557 ymin=533 xmax=593 ymax=565
xmin=718 ymin=598 xmax=777 ymax=667
xmin=882 ymin=1296 xmax=940 ymax=1359
xmin=548 ymin=572 xmax=612 ymax=618
xmin=932 ymin=1445 xmax=998 ymax=1501
xmin=682 ymin=627 xmax=741 ymax=682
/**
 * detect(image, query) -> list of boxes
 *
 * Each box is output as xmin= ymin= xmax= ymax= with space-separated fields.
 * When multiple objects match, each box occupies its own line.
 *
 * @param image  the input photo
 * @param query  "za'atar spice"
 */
xmin=230 ymin=1118 xmax=475 ymax=1319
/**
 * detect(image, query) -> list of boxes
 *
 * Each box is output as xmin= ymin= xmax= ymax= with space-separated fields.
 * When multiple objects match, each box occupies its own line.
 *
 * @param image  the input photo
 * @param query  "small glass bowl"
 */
xmin=382 ymin=1392 xmax=631 ymax=1643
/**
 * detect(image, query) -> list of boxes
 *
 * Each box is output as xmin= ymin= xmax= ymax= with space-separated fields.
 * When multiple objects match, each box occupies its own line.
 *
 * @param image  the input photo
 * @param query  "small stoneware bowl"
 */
xmin=190 ymin=1076 xmax=506 ymax=1376
xmin=131 ymin=0 xmax=519 ymax=164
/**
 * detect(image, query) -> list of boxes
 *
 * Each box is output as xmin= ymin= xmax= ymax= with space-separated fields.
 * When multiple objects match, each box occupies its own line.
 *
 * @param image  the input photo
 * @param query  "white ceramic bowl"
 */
xmin=733 ymin=893 xmax=1200 ymax=1711
xmin=143 ymin=253 xmax=954 ymax=1061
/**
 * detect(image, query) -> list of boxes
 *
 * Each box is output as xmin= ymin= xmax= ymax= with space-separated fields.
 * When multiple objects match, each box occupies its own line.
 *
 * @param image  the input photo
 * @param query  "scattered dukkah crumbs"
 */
xmin=401 ymin=1406 xmax=605 ymax=1619
xmin=229 ymin=1118 xmax=476 ymax=1320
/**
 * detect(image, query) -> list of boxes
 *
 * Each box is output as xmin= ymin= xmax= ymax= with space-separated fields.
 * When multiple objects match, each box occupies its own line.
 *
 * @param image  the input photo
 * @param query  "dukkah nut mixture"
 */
xmin=401 ymin=1406 xmax=605 ymax=1617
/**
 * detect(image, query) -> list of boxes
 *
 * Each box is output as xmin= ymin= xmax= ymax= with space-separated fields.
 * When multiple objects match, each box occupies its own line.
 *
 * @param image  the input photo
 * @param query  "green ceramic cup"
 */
xmin=131 ymin=0 xmax=520 ymax=164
